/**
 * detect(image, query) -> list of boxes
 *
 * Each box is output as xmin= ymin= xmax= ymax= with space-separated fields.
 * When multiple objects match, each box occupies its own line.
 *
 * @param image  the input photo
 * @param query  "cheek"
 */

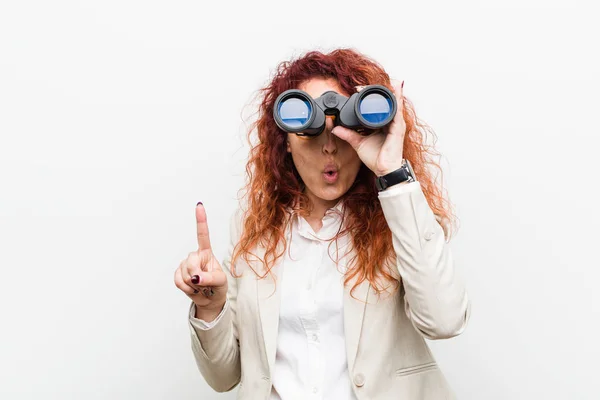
xmin=289 ymin=139 xmax=318 ymax=165
xmin=341 ymin=146 xmax=362 ymax=171
xmin=289 ymin=147 xmax=313 ymax=175
xmin=344 ymin=160 xmax=362 ymax=184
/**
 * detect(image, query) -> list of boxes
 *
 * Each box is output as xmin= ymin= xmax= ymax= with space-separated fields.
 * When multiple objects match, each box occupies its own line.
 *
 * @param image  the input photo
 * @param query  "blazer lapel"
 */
xmin=256 ymin=247 xmax=283 ymax=376
xmin=343 ymin=276 xmax=371 ymax=373
xmin=252 ymin=219 xmax=370 ymax=376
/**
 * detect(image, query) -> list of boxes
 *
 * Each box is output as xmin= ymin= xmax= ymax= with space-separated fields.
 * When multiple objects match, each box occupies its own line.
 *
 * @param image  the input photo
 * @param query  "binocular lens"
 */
xmin=358 ymin=93 xmax=394 ymax=124
xmin=277 ymin=96 xmax=312 ymax=129
xmin=273 ymin=85 xmax=396 ymax=135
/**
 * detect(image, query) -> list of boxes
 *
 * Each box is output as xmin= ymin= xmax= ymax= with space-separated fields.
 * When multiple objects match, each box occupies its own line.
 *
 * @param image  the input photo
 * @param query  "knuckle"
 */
xmin=174 ymin=280 xmax=185 ymax=291
xmin=174 ymin=267 xmax=183 ymax=282
xmin=186 ymin=256 xmax=200 ymax=271
xmin=186 ymin=266 xmax=199 ymax=279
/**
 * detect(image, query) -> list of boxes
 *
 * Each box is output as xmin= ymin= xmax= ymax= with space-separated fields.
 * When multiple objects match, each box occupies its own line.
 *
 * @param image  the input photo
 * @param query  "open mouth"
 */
xmin=323 ymin=169 xmax=339 ymax=183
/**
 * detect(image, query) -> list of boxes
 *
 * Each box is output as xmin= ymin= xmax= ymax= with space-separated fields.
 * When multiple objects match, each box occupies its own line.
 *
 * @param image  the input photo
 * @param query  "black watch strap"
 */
xmin=376 ymin=160 xmax=415 ymax=192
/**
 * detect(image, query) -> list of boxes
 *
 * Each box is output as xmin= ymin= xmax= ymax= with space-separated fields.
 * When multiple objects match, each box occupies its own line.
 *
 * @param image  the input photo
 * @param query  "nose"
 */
xmin=322 ymin=116 xmax=338 ymax=155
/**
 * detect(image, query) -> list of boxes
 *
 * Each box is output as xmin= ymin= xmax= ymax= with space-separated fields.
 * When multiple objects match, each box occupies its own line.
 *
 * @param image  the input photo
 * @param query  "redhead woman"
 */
xmin=174 ymin=48 xmax=470 ymax=400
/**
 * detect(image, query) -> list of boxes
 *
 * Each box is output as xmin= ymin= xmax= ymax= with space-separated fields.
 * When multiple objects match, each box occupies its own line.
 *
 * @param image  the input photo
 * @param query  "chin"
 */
xmin=317 ymin=183 xmax=348 ymax=200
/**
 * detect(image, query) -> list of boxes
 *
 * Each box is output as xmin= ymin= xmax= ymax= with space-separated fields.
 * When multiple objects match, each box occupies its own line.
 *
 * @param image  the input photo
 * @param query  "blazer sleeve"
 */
xmin=187 ymin=207 xmax=243 ymax=392
xmin=378 ymin=181 xmax=471 ymax=340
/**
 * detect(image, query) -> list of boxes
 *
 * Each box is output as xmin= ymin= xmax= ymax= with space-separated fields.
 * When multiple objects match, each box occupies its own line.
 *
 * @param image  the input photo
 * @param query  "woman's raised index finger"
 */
xmin=195 ymin=202 xmax=212 ymax=251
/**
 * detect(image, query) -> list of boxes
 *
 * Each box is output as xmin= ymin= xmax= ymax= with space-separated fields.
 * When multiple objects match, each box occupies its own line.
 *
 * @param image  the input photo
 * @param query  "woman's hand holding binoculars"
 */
xmin=174 ymin=202 xmax=228 ymax=322
xmin=331 ymin=80 xmax=407 ymax=177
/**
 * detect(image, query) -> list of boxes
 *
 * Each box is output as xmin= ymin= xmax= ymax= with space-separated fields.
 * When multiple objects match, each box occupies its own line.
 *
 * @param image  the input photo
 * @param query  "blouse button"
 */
xmin=353 ymin=373 xmax=365 ymax=387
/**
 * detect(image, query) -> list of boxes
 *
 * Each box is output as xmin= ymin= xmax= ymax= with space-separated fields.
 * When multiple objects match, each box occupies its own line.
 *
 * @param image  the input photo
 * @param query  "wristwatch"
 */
xmin=375 ymin=159 xmax=417 ymax=192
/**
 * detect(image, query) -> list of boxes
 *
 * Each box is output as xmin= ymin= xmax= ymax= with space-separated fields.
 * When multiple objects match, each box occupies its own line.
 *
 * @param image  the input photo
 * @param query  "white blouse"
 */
xmin=190 ymin=182 xmax=418 ymax=399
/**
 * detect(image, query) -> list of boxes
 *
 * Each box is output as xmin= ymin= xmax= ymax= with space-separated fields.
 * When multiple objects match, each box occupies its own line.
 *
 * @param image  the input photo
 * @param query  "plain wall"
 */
xmin=1 ymin=0 xmax=599 ymax=399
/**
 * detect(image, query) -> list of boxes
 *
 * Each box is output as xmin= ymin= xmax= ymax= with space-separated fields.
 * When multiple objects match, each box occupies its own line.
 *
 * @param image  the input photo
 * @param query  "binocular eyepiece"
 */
xmin=273 ymin=84 xmax=397 ymax=137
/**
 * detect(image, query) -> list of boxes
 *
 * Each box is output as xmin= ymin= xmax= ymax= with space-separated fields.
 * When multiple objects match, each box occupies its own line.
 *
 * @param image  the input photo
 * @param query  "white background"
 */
xmin=1 ymin=0 xmax=599 ymax=399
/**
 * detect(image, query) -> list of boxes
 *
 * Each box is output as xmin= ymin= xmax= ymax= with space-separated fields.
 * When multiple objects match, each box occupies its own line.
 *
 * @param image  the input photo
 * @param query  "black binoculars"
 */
xmin=273 ymin=84 xmax=397 ymax=137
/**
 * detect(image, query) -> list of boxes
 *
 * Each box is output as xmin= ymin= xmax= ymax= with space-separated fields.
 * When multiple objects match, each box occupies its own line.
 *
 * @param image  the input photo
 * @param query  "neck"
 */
xmin=304 ymin=190 xmax=340 ymax=221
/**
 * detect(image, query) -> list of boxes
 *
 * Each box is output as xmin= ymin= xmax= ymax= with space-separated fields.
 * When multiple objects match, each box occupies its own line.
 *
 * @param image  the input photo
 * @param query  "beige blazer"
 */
xmin=188 ymin=182 xmax=470 ymax=399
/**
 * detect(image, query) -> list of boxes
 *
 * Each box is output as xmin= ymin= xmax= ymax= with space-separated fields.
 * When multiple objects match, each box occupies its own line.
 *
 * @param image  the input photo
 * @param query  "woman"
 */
xmin=174 ymin=48 xmax=470 ymax=400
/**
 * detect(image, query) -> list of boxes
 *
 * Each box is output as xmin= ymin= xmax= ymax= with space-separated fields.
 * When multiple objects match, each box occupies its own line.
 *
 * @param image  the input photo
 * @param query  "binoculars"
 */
xmin=273 ymin=84 xmax=397 ymax=137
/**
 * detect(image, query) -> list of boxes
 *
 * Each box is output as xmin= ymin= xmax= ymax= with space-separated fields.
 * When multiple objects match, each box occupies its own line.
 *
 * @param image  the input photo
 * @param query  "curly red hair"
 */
xmin=230 ymin=48 xmax=457 ymax=295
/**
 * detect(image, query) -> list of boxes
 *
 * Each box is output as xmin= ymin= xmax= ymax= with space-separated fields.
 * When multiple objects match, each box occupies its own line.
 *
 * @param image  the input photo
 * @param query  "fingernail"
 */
xmin=401 ymin=80 xmax=404 ymax=89
xmin=191 ymin=275 xmax=200 ymax=284
xmin=196 ymin=201 xmax=203 ymax=206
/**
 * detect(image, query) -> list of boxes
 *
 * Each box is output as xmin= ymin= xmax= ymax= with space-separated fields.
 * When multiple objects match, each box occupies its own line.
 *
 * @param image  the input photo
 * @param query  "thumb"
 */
xmin=331 ymin=126 xmax=363 ymax=150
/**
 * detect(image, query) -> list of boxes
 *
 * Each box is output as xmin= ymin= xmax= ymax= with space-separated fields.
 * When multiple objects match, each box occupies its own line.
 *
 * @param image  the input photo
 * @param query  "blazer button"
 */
xmin=353 ymin=373 xmax=365 ymax=387
xmin=424 ymin=231 xmax=434 ymax=241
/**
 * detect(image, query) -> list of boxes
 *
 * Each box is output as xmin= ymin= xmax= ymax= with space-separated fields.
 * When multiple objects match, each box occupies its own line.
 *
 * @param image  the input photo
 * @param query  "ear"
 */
xmin=286 ymin=139 xmax=291 ymax=153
